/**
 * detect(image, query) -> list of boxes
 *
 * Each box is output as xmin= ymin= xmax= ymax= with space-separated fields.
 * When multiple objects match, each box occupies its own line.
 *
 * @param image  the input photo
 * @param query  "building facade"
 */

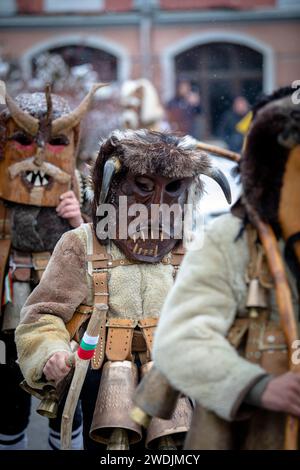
xmin=0 ymin=0 xmax=299 ymax=137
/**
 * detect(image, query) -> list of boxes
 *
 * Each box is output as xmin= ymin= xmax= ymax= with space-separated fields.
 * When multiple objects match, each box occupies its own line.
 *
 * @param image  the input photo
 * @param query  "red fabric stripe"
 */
xmin=77 ymin=347 xmax=94 ymax=360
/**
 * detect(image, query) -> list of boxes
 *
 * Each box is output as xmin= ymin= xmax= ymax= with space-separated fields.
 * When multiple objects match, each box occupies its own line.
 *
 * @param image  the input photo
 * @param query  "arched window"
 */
xmin=32 ymin=44 xmax=117 ymax=82
xmin=21 ymin=35 xmax=130 ymax=83
xmin=174 ymin=42 xmax=263 ymax=138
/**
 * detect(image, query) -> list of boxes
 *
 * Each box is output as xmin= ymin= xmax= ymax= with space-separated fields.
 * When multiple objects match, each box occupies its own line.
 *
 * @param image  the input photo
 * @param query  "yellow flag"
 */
xmin=236 ymin=111 xmax=253 ymax=135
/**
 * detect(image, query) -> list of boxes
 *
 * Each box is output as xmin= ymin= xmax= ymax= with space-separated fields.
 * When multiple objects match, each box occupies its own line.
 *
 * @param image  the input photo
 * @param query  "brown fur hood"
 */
xmin=239 ymin=87 xmax=300 ymax=230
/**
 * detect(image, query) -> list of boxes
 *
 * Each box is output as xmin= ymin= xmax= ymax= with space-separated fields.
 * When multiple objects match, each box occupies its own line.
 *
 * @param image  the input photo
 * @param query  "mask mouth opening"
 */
xmin=124 ymin=224 xmax=178 ymax=261
xmin=128 ymin=222 xmax=174 ymax=242
xmin=21 ymin=170 xmax=53 ymax=189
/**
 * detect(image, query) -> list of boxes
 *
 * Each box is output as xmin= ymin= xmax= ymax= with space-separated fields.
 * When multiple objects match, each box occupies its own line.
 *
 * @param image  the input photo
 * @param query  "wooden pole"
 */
xmin=61 ymin=304 xmax=108 ymax=450
xmin=195 ymin=142 xmax=240 ymax=163
xmin=254 ymin=218 xmax=300 ymax=450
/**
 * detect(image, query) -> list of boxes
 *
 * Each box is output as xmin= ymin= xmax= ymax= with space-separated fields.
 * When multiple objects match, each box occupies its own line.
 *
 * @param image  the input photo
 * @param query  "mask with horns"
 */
xmin=92 ymin=129 xmax=232 ymax=263
xmin=0 ymin=81 xmax=105 ymax=207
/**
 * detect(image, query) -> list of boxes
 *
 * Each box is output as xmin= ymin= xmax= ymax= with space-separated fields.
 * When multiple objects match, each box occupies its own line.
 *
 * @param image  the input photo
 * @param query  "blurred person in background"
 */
xmin=166 ymin=79 xmax=201 ymax=136
xmin=218 ymin=95 xmax=250 ymax=152
xmin=120 ymin=78 xmax=169 ymax=132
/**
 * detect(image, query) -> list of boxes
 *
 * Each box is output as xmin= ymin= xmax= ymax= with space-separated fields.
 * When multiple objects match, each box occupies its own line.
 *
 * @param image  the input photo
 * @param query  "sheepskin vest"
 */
xmin=66 ymin=223 xmax=184 ymax=368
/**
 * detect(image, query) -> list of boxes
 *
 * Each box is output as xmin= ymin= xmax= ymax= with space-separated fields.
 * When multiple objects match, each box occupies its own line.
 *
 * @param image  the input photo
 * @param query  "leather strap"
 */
xmin=66 ymin=304 xmax=94 ymax=341
xmin=32 ymin=251 xmax=51 ymax=281
xmin=162 ymin=243 xmax=185 ymax=278
xmin=138 ymin=317 xmax=158 ymax=356
xmin=260 ymin=321 xmax=289 ymax=375
xmin=91 ymin=229 xmax=110 ymax=369
xmin=245 ymin=312 xmax=269 ymax=365
xmin=66 ymin=310 xmax=91 ymax=343
xmin=227 ymin=318 xmax=250 ymax=349
xmin=89 ymin=258 xmax=135 ymax=270
xmin=0 ymin=201 xmax=10 ymax=239
xmin=10 ymin=250 xmax=32 ymax=281
xmin=105 ymin=318 xmax=136 ymax=361
xmin=91 ymin=271 xmax=108 ymax=370
xmin=246 ymin=225 xmax=273 ymax=289
xmin=91 ymin=227 xmax=111 ymax=264
xmin=0 ymin=238 xmax=11 ymax=313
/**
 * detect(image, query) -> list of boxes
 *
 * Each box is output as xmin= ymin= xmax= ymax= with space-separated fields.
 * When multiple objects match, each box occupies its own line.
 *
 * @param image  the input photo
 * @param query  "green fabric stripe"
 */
xmin=80 ymin=340 xmax=97 ymax=351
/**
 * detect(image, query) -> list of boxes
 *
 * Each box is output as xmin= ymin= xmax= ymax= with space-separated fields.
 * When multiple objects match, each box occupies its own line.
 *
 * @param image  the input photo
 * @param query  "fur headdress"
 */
xmin=240 ymin=87 xmax=300 ymax=231
xmin=91 ymin=129 xmax=231 ymax=224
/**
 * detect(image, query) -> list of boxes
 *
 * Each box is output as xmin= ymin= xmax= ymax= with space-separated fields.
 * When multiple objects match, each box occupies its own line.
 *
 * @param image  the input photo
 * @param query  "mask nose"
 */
xmin=152 ymin=186 xmax=165 ymax=205
xmin=34 ymin=146 xmax=45 ymax=167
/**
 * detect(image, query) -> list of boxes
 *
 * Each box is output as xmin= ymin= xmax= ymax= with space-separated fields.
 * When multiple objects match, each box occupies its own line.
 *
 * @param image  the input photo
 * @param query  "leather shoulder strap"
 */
xmin=90 ymin=226 xmax=109 ymax=370
xmin=0 ymin=201 xmax=11 ymax=239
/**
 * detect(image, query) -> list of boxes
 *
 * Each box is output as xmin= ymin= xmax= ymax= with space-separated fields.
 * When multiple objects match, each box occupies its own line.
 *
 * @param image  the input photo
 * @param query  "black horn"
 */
xmin=202 ymin=167 xmax=232 ymax=204
xmin=98 ymin=157 xmax=121 ymax=205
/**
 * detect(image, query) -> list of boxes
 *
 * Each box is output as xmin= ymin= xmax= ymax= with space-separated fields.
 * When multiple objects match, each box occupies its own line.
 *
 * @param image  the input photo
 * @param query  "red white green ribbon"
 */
xmin=77 ymin=332 xmax=99 ymax=360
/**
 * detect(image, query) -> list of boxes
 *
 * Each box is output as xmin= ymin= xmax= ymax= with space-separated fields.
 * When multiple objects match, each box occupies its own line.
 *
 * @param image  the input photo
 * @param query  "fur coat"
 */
xmin=153 ymin=213 xmax=299 ymax=449
xmin=15 ymin=224 xmax=174 ymax=390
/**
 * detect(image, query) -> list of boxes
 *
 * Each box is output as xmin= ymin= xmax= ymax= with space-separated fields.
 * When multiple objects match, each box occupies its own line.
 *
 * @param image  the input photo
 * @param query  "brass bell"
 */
xmin=136 ymin=362 xmax=192 ymax=449
xmin=90 ymin=361 xmax=142 ymax=446
xmin=132 ymin=361 xmax=180 ymax=427
xmin=146 ymin=396 xmax=192 ymax=449
xmin=246 ymin=278 xmax=268 ymax=312
xmin=184 ymin=403 xmax=233 ymax=450
xmin=36 ymin=386 xmax=59 ymax=419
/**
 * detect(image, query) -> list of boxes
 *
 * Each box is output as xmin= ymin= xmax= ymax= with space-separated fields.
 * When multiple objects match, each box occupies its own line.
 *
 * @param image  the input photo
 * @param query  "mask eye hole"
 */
xmin=48 ymin=135 xmax=69 ymax=146
xmin=11 ymin=132 xmax=33 ymax=146
xmin=134 ymin=176 xmax=155 ymax=193
xmin=165 ymin=179 xmax=183 ymax=194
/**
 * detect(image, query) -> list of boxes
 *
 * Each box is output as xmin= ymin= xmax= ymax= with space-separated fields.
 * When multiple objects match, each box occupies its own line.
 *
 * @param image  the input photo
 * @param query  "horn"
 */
xmin=0 ymin=80 xmax=39 ymax=135
xmin=98 ymin=157 xmax=121 ymax=205
xmin=51 ymin=83 xmax=108 ymax=134
xmin=45 ymin=83 xmax=53 ymax=126
xmin=201 ymin=166 xmax=232 ymax=204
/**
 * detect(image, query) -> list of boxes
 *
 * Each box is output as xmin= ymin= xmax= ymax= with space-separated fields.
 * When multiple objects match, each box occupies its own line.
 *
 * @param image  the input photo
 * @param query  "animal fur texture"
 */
xmin=9 ymin=203 xmax=72 ymax=252
xmin=240 ymin=87 xmax=300 ymax=232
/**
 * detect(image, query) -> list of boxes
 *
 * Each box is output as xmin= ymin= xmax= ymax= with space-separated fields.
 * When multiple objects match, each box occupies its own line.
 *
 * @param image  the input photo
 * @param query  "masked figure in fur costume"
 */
xmin=152 ymin=87 xmax=300 ymax=450
xmin=15 ymin=129 xmax=231 ymax=449
xmin=120 ymin=79 xmax=167 ymax=132
xmin=0 ymin=82 xmax=103 ymax=449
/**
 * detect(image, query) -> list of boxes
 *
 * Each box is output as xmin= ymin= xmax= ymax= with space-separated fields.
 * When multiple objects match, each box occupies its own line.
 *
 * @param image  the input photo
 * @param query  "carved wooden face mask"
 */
xmin=0 ymin=82 xmax=105 ymax=207
xmin=109 ymin=171 xmax=193 ymax=262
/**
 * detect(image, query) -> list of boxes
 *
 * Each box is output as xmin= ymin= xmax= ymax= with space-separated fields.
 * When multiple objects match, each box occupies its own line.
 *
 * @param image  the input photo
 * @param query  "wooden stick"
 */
xmin=254 ymin=218 xmax=300 ymax=450
xmin=196 ymin=142 xmax=240 ymax=162
xmin=61 ymin=304 xmax=108 ymax=450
